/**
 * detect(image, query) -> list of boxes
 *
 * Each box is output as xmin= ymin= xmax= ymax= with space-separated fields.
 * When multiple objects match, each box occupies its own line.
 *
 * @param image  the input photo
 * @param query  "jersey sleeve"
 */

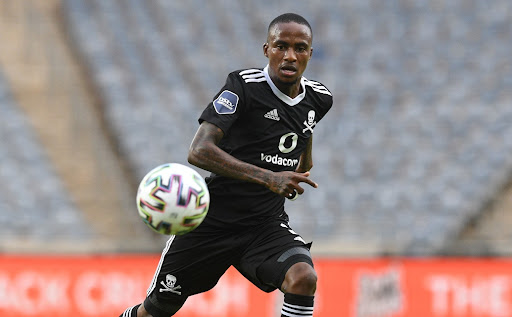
xmin=320 ymin=93 xmax=333 ymax=120
xmin=199 ymin=71 xmax=246 ymax=134
xmin=311 ymin=83 xmax=334 ymax=123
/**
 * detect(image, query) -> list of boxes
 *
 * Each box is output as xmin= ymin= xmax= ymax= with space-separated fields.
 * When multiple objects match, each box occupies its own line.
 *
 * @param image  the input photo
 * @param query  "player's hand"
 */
xmin=268 ymin=171 xmax=318 ymax=200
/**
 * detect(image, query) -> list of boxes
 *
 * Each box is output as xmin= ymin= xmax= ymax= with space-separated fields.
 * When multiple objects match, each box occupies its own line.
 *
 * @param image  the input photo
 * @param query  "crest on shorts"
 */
xmin=159 ymin=274 xmax=182 ymax=295
xmin=213 ymin=90 xmax=238 ymax=114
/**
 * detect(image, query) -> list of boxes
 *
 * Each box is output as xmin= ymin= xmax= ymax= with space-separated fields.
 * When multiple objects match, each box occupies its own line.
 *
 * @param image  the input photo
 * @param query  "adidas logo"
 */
xmin=264 ymin=109 xmax=280 ymax=121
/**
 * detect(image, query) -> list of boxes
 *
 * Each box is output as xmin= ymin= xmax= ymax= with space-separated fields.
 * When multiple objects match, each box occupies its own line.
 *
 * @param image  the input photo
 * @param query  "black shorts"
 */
xmin=143 ymin=212 xmax=313 ymax=316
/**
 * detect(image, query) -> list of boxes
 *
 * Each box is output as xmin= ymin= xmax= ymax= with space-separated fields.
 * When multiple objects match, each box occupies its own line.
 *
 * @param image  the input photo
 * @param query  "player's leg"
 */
xmin=119 ymin=225 xmax=236 ymax=317
xmin=236 ymin=215 xmax=317 ymax=317
xmin=280 ymin=261 xmax=317 ymax=294
xmin=279 ymin=262 xmax=317 ymax=317
xmin=119 ymin=304 xmax=142 ymax=317
xmin=119 ymin=299 xmax=183 ymax=317
xmin=119 ymin=299 xmax=184 ymax=317
xmin=266 ymin=248 xmax=316 ymax=317
xmin=118 ymin=236 xmax=188 ymax=317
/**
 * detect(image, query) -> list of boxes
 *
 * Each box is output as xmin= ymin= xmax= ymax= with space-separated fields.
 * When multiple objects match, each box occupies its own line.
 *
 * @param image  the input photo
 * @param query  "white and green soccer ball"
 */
xmin=136 ymin=163 xmax=210 ymax=235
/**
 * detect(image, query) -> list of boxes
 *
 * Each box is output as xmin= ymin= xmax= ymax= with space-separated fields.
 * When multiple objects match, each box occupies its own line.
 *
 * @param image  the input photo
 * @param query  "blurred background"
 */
xmin=2 ymin=0 xmax=512 ymax=257
xmin=0 ymin=0 xmax=512 ymax=316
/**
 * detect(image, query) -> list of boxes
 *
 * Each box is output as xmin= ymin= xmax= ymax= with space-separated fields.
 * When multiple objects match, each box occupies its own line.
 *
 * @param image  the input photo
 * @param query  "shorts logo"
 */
xmin=159 ymin=274 xmax=182 ymax=295
xmin=213 ymin=90 xmax=238 ymax=114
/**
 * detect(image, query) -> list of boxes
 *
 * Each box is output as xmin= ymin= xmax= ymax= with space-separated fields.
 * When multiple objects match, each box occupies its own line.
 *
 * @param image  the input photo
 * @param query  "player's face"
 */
xmin=264 ymin=22 xmax=313 ymax=95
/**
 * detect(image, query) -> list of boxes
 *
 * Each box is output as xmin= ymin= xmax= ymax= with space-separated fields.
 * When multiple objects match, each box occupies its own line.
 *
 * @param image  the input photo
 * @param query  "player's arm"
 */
xmin=296 ymin=136 xmax=313 ymax=173
xmin=188 ymin=121 xmax=317 ymax=198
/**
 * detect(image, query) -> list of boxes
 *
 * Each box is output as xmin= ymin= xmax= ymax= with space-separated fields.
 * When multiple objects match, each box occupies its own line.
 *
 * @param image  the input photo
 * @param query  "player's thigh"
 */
xmin=237 ymin=217 xmax=314 ymax=292
xmin=145 ymin=229 xmax=239 ymax=315
xmin=256 ymin=244 xmax=314 ymax=292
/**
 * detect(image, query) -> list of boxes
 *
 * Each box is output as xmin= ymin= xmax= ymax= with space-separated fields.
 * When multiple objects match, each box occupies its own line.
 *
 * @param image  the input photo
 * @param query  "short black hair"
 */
xmin=267 ymin=13 xmax=312 ymax=37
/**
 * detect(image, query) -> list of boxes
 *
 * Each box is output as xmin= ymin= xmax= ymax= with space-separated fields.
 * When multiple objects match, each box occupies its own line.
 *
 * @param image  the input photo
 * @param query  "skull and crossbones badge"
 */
xmin=159 ymin=274 xmax=182 ymax=295
xmin=302 ymin=110 xmax=317 ymax=133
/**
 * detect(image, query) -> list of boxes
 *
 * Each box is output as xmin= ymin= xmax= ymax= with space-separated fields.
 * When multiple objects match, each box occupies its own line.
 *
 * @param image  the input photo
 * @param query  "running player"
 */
xmin=121 ymin=12 xmax=333 ymax=317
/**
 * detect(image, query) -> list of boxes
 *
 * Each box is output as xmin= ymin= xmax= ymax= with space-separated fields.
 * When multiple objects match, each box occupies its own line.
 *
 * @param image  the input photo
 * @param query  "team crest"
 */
xmin=302 ymin=110 xmax=316 ymax=133
xmin=159 ymin=274 xmax=182 ymax=295
xmin=213 ymin=90 xmax=238 ymax=114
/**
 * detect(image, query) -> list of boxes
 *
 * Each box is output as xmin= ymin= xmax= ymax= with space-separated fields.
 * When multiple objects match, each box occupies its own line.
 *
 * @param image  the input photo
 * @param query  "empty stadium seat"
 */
xmin=0 ymin=71 xmax=92 ymax=244
xmin=61 ymin=0 xmax=512 ymax=254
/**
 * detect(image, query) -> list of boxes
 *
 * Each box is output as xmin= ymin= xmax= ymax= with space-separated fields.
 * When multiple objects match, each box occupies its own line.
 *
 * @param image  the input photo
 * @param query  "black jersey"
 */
xmin=198 ymin=66 xmax=332 ymax=226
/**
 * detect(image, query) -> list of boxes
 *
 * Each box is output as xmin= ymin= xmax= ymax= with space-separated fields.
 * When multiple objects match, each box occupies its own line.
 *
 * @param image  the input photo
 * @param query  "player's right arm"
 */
xmin=296 ymin=136 xmax=313 ymax=173
xmin=188 ymin=121 xmax=317 ymax=198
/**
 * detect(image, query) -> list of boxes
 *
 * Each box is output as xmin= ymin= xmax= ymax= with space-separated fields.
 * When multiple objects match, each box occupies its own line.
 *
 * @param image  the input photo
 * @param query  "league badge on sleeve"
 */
xmin=213 ymin=90 xmax=239 ymax=114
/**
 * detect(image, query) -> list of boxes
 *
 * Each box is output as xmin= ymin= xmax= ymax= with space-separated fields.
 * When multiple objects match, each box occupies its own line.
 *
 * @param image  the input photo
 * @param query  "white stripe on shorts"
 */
xmin=147 ymin=235 xmax=175 ymax=295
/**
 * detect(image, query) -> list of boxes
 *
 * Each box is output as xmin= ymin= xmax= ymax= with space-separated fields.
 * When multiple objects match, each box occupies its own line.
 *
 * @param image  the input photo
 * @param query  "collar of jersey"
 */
xmin=263 ymin=65 xmax=306 ymax=106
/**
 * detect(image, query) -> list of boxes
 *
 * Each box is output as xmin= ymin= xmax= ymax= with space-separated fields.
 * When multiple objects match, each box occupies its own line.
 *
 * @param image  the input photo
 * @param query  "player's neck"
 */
xmin=275 ymin=82 xmax=302 ymax=99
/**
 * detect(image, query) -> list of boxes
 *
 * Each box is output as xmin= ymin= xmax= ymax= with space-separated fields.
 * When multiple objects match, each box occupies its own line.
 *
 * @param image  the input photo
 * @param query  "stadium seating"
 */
xmin=0 ymin=71 xmax=91 ymax=247
xmin=60 ymin=0 xmax=512 ymax=254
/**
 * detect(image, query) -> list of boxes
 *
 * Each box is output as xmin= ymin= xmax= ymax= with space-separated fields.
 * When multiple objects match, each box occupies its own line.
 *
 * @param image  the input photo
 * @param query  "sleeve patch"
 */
xmin=213 ymin=90 xmax=239 ymax=114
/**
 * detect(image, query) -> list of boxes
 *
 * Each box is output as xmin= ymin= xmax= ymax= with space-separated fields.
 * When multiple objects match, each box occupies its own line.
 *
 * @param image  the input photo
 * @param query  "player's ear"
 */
xmin=263 ymin=43 xmax=269 ymax=58
xmin=309 ymin=47 xmax=313 ymax=60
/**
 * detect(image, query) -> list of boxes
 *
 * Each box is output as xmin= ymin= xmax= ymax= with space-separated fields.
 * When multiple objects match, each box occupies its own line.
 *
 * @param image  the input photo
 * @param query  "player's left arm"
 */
xmin=296 ymin=136 xmax=313 ymax=173
xmin=188 ymin=121 xmax=317 ymax=198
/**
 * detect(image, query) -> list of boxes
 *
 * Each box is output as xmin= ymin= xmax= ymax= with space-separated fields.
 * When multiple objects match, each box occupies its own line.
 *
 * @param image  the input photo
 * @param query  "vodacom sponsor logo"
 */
xmin=260 ymin=153 xmax=299 ymax=167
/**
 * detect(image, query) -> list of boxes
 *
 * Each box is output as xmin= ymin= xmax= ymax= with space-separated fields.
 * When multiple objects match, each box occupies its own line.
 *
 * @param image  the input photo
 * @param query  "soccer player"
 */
xmin=121 ymin=12 xmax=332 ymax=317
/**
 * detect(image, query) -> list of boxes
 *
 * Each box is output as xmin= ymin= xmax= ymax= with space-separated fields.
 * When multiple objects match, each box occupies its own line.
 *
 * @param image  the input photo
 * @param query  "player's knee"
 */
xmin=143 ymin=295 xmax=186 ymax=317
xmin=282 ymin=262 xmax=317 ymax=295
xmin=136 ymin=303 xmax=153 ymax=317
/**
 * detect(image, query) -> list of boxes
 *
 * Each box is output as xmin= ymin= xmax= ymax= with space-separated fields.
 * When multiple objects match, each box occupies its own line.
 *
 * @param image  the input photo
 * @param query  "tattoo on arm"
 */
xmin=188 ymin=122 xmax=273 ymax=187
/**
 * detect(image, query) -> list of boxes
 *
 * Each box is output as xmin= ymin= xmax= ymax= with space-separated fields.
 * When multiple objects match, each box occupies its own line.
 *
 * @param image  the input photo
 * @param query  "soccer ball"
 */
xmin=136 ymin=163 xmax=210 ymax=235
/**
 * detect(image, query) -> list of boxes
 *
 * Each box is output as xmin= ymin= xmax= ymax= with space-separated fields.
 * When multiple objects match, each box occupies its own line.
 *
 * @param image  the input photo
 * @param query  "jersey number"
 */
xmin=278 ymin=132 xmax=298 ymax=153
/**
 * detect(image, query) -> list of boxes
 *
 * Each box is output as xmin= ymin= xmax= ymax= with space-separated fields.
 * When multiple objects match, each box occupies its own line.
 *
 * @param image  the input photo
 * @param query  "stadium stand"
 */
xmin=58 ymin=0 xmax=512 ymax=254
xmin=0 ymin=71 xmax=92 ymax=250
xmin=0 ymin=0 xmax=166 ymax=253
